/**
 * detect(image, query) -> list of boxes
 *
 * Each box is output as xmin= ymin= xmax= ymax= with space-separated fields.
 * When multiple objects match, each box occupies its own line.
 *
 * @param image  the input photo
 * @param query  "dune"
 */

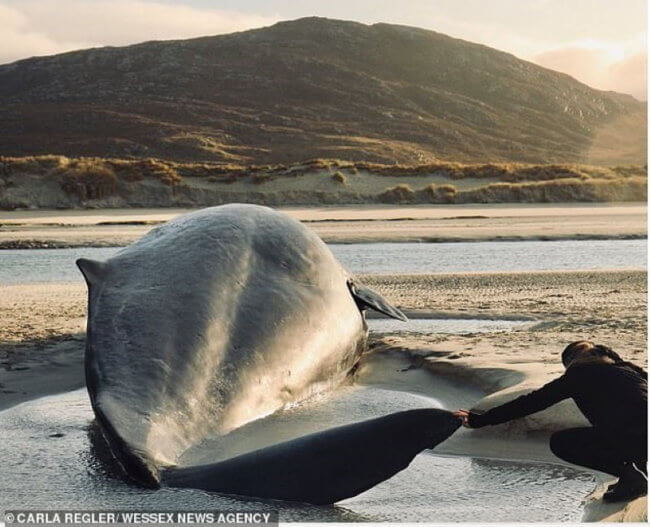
xmin=0 ymin=156 xmax=647 ymax=211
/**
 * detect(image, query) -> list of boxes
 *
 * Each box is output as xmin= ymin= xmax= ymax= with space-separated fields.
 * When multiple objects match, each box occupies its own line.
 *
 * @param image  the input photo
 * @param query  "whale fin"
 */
xmin=76 ymin=258 xmax=108 ymax=287
xmin=347 ymin=279 xmax=407 ymax=321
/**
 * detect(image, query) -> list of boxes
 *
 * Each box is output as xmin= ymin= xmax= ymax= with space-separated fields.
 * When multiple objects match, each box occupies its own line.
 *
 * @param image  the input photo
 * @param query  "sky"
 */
xmin=1 ymin=0 xmax=647 ymax=100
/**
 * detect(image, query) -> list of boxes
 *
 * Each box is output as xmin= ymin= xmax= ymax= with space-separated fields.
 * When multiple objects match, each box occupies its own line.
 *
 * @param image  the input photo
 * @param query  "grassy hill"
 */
xmin=0 ymin=17 xmax=645 ymax=166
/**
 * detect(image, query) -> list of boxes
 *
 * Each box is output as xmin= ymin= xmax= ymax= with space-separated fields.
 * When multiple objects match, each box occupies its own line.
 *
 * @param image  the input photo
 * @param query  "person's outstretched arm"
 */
xmin=457 ymin=374 xmax=572 ymax=428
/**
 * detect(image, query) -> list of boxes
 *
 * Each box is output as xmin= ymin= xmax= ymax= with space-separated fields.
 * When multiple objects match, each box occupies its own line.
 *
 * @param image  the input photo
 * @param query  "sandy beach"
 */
xmin=0 ymin=203 xmax=646 ymax=522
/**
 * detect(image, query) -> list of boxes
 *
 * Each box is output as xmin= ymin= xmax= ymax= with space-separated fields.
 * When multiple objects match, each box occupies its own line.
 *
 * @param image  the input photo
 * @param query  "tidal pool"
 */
xmin=0 ymin=384 xmax=594 ymax=523
xmin=368 ymin=317 xmax=534 ymax=334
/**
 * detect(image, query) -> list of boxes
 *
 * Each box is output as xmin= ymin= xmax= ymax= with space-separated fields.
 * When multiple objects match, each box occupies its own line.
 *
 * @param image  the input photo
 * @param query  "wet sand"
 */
xmin=0 ymin=203 xmax=645 ymax=247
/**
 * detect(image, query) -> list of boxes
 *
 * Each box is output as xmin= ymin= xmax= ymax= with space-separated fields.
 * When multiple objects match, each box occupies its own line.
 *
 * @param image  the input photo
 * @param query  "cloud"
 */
xmin=0 ymin=4 xmax=92 ymax=63
xmin=533 ymin=37 xmax=647 ymax=100
xmin=0 ymin=0 xmax=279 ymax=65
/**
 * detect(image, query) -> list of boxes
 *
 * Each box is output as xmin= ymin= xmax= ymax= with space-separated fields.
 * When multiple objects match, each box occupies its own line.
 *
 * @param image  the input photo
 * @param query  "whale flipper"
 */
xmin=348 ymin=279 xmax=407 ymax=321
xmin=162 ymin=409 xmax=460 ymax=504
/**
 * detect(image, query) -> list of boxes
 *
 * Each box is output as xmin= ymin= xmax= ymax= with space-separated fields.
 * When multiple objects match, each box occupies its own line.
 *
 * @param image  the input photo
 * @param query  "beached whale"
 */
xmin=77 ymin=204 xmax=459 ymax=503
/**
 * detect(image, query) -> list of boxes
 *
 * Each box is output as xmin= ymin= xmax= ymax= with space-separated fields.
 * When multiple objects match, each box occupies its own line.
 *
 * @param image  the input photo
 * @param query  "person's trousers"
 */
xmin=550 ymin=427 xmax=647 ymax=477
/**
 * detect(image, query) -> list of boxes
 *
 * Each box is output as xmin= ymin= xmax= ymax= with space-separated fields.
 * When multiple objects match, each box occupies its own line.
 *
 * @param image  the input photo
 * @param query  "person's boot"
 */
xmin=603 ymin=462 xmax=648 ymax=502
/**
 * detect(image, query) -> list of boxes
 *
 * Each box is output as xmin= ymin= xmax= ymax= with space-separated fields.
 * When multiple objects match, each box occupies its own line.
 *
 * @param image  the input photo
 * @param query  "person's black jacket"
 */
xmin=468 ymin=361 xmax=647 ymax=435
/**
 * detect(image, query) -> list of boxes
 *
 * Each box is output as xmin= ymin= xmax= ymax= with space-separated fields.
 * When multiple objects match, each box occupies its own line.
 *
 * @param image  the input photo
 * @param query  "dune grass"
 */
xmin=0 ymin=155 xmax=646 ymax=206
xmin=331 ymin=171 xmax=347 ymax=184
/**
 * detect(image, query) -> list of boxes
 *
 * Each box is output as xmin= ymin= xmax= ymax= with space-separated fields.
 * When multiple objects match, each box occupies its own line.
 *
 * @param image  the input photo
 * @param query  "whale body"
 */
xmin=77 ymin=204 xmax=458 ymax=503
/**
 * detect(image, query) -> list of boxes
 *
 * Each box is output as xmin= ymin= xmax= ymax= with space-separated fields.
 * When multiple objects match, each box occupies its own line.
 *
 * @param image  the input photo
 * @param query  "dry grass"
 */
xmin=1 ymin=155 xmax=184 ymax=197
xmin=108 ymin=158 xmax=181 ymax=186
xmin=372 ymin=177 xmax=646 ymax=205
xmin=457 ymin=177 xmax=648 ymax=203
xmin=5 ymin=155 xmax=642 ymax=183
xmin=0 ymin=156 xmax=186 ymax=201
xmin=332 ymin=171 xmax=347 ymax=184
xmin=379 ymin=184 xmax=415 ymax=203
xmin=0 ymin=155 xmax=68 ymax=176
xmin=57 ymin=160 xmax=118 ymax=200
xmin=304 ymin=158 xmax=332 ymax=170
xmin=345 ymin=160 xmax=645 ymax=183
xmin=421 ymin=183 xmax=457 ymax=203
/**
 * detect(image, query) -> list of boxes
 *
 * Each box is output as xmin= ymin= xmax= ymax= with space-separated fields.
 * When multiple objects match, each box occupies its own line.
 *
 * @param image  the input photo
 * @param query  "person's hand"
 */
xmin=453 ymin=409 xmax=471 ymax=427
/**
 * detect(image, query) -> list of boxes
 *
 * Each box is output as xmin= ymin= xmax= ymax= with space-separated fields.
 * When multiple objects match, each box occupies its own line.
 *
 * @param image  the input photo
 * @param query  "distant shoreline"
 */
xmin=0 ymin=233 xmax=646 ymax=250
xmin=0 ymin=203 xmax=645 ymax=248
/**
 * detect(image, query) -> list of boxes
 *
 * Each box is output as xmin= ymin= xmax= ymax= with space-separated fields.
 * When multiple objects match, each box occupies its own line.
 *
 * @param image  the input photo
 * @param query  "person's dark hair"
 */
xmin=561 ymin=341 xmax=594 ymax=367
xmin=562 ymin=340 xmax=647 ymax=377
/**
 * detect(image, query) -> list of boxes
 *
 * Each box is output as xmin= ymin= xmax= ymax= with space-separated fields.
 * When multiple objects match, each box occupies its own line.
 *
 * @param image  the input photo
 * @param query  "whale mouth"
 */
xmin=161 ymin=406 xmax=459 ymax=504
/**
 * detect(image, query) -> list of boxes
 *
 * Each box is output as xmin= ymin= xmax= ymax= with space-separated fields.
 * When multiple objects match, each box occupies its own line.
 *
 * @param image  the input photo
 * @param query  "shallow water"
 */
xmin=0 ymin=247 xmax=119 ymax=284
xmin=0 ymin=239 xmax=645 ymax=284
xmin=332 ymin=239 xmax=646 ymax=275
xmin=0 ymin=384 xmax=594 ymax=523
xmin=368 ymin=317 xmax=533 ymax=334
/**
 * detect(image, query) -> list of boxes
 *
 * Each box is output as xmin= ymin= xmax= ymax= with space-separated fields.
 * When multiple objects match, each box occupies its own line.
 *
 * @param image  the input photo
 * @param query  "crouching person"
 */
xmin=454 ymin=341 xmax=647 ymax=502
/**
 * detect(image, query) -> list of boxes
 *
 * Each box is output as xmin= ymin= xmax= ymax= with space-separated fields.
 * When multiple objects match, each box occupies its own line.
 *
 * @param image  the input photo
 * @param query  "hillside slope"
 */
xmin=0 ymin=17 xmax=645 ymax=165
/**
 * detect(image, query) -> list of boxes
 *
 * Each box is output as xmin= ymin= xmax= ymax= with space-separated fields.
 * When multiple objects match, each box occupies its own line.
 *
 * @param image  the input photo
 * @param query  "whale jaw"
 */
xmin=162 ymin=408 xmax=461 ymax=504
